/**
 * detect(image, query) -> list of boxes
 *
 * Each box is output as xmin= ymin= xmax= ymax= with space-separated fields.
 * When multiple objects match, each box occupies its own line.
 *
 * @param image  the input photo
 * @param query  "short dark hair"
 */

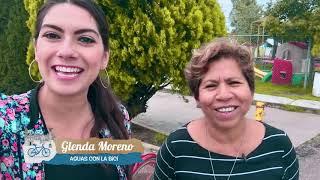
xmin=184 ymin=38 xmax=255 ymax=100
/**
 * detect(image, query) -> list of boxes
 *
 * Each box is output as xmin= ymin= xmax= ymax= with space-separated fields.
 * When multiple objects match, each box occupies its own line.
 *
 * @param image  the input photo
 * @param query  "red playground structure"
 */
xmin=271 ymin=58 xmax=293 ymax=85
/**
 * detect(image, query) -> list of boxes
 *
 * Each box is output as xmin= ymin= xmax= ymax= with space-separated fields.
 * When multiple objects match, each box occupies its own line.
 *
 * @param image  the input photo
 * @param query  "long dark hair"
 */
xmin=34 ymin=0 xmax=130 ymax=177
xmin=35 ymin=0 xmax=129 ymax=139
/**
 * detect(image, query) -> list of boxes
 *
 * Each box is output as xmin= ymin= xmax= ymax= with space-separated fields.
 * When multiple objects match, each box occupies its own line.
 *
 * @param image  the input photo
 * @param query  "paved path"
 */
xmin=132 ymin=91 xmax=320 ymax=179
xmin=133 ymin=91 xmax=320 ymax=147
xmin=254 ymin=93 xmax=320 ymax=110
xmin=296 ymin=134 xmax=320 ymax=180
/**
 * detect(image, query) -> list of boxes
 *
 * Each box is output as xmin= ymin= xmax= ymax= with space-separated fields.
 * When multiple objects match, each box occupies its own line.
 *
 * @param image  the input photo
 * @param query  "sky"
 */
xmin=217 ymin=0 xmax=271 ymax=31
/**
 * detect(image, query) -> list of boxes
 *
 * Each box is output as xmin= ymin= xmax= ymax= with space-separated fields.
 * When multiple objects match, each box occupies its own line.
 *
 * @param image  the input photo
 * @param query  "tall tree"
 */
xmin=24 ymin=0 xmax=45 ymax=81
xmin=230 ymin=0 xmax=264 ymax=44
xmin=24 ymin=0 xmax=226 ymax=117
xmin=0 ymin=0 xmax=35 ymax=94
xmin=265 ymin=0 xmax=320 ymax=56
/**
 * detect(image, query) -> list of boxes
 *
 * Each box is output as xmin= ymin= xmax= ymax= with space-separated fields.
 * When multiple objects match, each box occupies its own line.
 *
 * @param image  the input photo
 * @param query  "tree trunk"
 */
xmin=125 ymin=84 xmax=159 ymax=119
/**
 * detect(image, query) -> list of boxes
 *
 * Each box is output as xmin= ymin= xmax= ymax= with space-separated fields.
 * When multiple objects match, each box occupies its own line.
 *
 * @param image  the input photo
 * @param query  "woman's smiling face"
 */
xmin=197 ymin=57 xmax=253 ymax=129
xmin=35 ymin=3 xmax=108 ymax=96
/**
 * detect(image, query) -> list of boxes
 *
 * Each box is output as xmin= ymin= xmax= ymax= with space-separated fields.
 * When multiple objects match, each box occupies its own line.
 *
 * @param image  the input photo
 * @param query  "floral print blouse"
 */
xmin=0 ymin=88 xmax=131 ymax=180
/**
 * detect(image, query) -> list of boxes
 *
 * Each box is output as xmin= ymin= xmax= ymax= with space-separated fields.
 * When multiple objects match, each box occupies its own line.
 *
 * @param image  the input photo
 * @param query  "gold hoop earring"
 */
xmin=99 ymin=69 xmax=110 ymax=89
xmin=28 ymin=59 xmax=42 ymax=83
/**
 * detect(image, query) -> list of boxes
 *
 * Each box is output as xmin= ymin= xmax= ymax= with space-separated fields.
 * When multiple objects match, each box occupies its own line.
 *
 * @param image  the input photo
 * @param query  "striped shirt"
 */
xmin=154 ymin=123 xmax=299 ymax=180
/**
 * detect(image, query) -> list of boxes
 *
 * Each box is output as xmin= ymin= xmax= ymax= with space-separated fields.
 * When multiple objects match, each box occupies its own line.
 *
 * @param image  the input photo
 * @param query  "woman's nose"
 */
xmin=215 ymin=84 xmax=233 ymax=101
xmin=56 ymin=38 xmax=78 ymax=59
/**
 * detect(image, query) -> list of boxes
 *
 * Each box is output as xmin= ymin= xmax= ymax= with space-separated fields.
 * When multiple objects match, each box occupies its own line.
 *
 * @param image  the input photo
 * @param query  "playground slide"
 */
xmin=254 ymin=67 xmax=273 ymax=82
xmin=254 ymin=67 xmax=267 ymax=78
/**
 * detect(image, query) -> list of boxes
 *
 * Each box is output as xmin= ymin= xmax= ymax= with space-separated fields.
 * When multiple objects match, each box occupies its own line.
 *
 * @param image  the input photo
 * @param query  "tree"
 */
xmin=265 ymin=0 xmax=320 ymax=56
xmin=24 ymin=0 xmax=45 ymax=81
xmin=0 ymin=0 xmax=35 ymax=94
xmin=230 ymin=0 xmax=263 ymax=43
xmin=24 ymin=0 xmax=226 ymax=117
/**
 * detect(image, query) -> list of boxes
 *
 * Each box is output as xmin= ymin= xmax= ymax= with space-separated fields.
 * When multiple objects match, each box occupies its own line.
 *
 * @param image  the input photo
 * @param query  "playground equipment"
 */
xmin=271 ymin=58 xmax=293 ymax=85
xmin=255 ymin=64 xmax=306 ymax=85
xmin=254 ymin=67 xmax=272 ymax=82
xmin=254 ymin=67 xmax=267 ymax=78
xmin=275 ymin=42 xmax=308 ymax=73
xmin=231 ymin=16 xmax=313 ymax=88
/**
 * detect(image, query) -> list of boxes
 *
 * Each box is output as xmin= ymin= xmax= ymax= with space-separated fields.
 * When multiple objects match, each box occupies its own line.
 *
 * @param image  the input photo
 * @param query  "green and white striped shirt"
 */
xmin=154 ymin=122 xmax=299 ymax=180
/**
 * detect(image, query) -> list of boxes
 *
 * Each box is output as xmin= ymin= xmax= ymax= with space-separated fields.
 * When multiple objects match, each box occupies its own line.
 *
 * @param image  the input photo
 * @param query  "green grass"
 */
xmin=153 ymin=132 xmax=168 ymax=145
xmin=281 ymin=104 xmax=306 ymax=112
xmin=255 ymin=64 xmax=273 ymax=71
xmin=255 ymin=78 xmax=320 ymax=101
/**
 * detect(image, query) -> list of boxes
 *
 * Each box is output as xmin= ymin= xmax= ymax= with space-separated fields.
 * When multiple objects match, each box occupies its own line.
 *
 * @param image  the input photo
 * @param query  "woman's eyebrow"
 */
xmin=202 ymin=79 xmax=218 ymax=84
xmin=226 ymin=77 xmax=243 ymax=81
xmin=41 ymin=24 xmax=63 ymax=32
xmin=74 ymin=29 xmax=99 ymax=37
xmin=41 ymin=24 xmax=99 ymax=37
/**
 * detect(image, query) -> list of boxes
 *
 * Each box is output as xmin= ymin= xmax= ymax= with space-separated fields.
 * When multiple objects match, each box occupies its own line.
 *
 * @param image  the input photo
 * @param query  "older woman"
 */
xmin=154 ymin=38 xmax=299 ymax=180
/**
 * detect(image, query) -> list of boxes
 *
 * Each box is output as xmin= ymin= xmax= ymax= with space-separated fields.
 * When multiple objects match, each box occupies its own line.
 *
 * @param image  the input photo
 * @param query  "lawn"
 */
xmin=255 ymin=78 xmax=320 ymax=101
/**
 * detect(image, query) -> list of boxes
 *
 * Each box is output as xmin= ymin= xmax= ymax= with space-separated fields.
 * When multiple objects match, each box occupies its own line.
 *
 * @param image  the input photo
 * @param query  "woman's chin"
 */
xmin=44 ymin=83 xmax=87 ymax=97
xmin=209 ymin=113 xmax=244 ymax=129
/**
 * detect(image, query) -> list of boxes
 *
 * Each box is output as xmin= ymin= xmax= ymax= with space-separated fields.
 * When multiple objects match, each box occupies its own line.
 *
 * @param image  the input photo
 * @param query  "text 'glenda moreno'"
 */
xmin=61 ymin=141 xmax=135 ymax=153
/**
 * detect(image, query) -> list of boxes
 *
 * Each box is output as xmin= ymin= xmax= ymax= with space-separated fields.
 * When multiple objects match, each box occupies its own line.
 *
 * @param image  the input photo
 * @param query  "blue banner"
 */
xmin=45 ymin=152 xmax=142 ymax=165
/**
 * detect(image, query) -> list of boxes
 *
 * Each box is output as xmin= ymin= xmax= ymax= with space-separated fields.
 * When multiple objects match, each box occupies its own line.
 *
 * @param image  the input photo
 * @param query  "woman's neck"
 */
xmin=205 ymin=118 xmax=247 ymax=146
xmin=38 ymin=85 xmax=93 ymax=127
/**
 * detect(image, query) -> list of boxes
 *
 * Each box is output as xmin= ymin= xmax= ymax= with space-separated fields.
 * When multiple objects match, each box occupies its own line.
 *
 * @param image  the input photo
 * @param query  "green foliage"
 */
xmin=265 ymin=0 xmax=320 ymax=56
xmin=313 ymin=33 xmax=320 ymax=56
xmin=281 ymin=104 xmax=305 ymax=113
xmin=230 ymin=0 xmax=263 ymax=44
xmin=24 ymin=0 xmax=45 ymax=81
xmin=24 ymin=0 xmax=226 ymax=117
xmin=0 ymin=0 xmax=35 ymax=94
xmin=154 ymin=132 xmax=168 ymax=145
xmin=98 ymin=0 xmax=226 ymax=116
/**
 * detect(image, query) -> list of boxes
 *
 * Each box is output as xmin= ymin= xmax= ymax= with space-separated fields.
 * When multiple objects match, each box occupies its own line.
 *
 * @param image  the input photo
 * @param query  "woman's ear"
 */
xmin=101 ymin=51 xmax=109 ymax=70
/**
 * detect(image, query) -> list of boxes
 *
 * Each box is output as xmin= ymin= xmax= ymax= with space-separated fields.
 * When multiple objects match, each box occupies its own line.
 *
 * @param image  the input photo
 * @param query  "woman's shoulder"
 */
xmin=0 ymin=91 xmax=32 ymax=130
xmin=166 ymin=125 xmax=192 ymax=143
xmin=262 ymin=122 xmax=293 ymax=148
xmin=159 ymin=124 xmax=196 ymax=157
xmin=263 ymin=122 xmax=287 ymax=136
xmin=0 ymin=91 xmax=31 ymax=106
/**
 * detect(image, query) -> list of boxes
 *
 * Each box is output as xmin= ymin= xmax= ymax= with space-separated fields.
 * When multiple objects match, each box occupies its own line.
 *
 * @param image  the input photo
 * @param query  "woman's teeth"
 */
xmin=216 ymin=107 xmax=236 ymax=113
xmin=55 ymin=66 xmax=81 ymax=73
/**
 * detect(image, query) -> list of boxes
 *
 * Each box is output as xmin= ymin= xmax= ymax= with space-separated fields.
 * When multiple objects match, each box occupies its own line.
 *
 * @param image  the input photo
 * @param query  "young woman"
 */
xmin=0 ymin=0 xmax=131 ymax=179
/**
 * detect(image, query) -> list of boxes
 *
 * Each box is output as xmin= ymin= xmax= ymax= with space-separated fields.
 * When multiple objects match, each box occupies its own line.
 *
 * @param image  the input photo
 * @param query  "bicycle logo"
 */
xmin=27 ymin=143 xmax=51 ymax=157
xmin=23 ymin=130 xmax=57 ymax=163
